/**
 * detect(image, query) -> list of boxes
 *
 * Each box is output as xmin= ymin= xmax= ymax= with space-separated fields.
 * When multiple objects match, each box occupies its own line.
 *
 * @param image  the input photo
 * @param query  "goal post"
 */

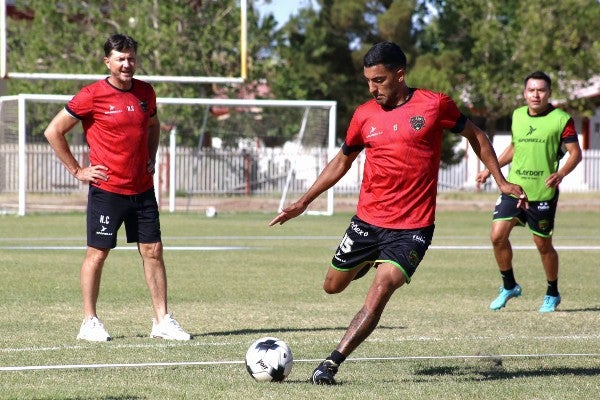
xmin=156 ymin=97 xmax=337 ymax=215
xmin=0 ymin=94 xmax=337 ymax=216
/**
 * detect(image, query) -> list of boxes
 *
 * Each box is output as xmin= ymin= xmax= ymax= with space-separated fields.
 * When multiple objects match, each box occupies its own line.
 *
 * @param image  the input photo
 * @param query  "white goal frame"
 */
xmin=6 ymin=94 xmax=337 ymax=216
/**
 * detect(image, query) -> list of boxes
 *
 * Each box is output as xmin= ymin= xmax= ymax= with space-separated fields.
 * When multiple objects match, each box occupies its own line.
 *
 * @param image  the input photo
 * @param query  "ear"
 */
xmin=103 ymin=57 xmax=110 ymax=70
xmin=396 ymin=68 xmax=406 ymax=84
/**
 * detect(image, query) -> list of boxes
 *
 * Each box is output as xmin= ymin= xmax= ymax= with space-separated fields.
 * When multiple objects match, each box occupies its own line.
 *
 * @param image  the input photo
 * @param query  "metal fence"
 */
xmin=1 ymin=144 xmax=599 ymax=195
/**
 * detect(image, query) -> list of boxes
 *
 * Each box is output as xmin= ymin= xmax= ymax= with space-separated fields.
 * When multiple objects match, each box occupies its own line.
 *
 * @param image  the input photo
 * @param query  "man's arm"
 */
xmin=44 ymin=109 xmax=108 ymax=183
xmin=475 ymin=142 xmax=514 ymax=184
xmin=461 ymin=120 xmax=527 ymax=207
xmin=147 ymin=114 xmax=160 ymax=174
xmin=545 ymin=141 xmax=582 ymax=188
xmin=269 ymin=148 xmax=360 ymax=225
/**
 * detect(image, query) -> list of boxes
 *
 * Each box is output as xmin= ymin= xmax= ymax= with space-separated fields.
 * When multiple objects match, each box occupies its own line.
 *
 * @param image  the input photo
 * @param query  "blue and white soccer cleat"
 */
xmin=538 ymin=294 xmax=561 ymax=313
xmin=489 ymin=284 xmax=522 ymax=310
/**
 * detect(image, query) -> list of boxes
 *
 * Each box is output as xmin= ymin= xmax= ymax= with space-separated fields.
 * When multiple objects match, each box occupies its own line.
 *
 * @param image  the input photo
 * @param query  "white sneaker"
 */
xmin=77 ymin=316 xmax=111 ymax=342
xmin=150 ymin=314 xmax=191 ymax=341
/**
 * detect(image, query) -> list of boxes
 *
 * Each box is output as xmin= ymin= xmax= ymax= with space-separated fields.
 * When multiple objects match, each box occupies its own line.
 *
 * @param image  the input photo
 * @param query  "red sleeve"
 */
xmin=66 ymin=85 xmax=94 ymax=120
xmin=343 ymin=104 xmax=367 ymax=149
xmin=438 ymin=93 xmax=463 ymax=131
xmin=561 ymin=118 xmax=578 ymax=143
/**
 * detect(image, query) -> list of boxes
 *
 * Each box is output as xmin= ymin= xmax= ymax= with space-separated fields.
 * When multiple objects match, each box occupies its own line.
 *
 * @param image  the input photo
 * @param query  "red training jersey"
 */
xmin=344 ymin=89 xmax=465 ymax=229
xmin=66 ymin=78 xmax=157 ymax=195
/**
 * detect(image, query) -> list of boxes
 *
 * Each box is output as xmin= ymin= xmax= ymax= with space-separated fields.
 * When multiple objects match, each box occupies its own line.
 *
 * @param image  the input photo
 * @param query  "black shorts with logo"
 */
xmin=331 ymin=215 xmax=435 ymax=283
xmin=493 ymin=192 xmax=558 ymax=237
xmin=87 ymin=186 xmax=162 ymax=249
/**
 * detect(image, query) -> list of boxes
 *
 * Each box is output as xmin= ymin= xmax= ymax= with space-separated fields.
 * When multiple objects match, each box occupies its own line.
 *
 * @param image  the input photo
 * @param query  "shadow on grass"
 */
xmin=559 ymin=306 xmax=600 ymax=313
xmin=415 ymin=362 xmax=600 ymax=381
xmin=198 ymin=325 xmax=405 ymax=337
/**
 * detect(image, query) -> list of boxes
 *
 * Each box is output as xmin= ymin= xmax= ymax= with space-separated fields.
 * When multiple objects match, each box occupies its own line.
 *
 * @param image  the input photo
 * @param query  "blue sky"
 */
xmin=256 ymin=0 xmax=318 ymax=27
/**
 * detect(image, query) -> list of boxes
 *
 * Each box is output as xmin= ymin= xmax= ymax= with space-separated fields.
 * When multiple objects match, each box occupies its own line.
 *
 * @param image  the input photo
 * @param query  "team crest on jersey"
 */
xmin=410 ymin=116 xmax=425 ymax=131
xmin=139 ymin=100 xmax=148 ymax=112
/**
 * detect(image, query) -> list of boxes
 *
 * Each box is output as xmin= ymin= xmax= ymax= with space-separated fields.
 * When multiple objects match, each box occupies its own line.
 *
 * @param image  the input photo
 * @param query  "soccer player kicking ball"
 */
xmin=476 ymin=71 xmax=582 ymax=313
xmin=269 ymin=41 xmax=526 ymax=384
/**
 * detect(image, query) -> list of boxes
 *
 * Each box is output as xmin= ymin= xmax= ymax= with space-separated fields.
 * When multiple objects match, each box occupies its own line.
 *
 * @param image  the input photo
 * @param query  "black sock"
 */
xmin=327 ymin=350 xmax=346 ymax=365
xmin=500 ymin=269 xmax=517 ymax=290
xmin=546 ymin=279 xmax=559 ymax=297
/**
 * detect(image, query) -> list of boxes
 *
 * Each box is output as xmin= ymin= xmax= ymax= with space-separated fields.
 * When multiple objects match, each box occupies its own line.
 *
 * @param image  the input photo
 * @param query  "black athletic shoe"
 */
xmin=310 ymin=359 xmax=339 ymax=385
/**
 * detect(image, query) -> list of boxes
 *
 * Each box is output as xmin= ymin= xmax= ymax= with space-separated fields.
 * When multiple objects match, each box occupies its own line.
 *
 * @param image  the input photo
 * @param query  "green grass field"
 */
xmin=1 ymin=207 xmax=599 ymax=399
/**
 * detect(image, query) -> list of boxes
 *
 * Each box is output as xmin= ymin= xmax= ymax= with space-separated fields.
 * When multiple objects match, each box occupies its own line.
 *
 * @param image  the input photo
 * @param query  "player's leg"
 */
xmin=528 ymin=195 xmax=560 ymax=312
xmin=130 ymin=188 xmax=191 ymax=340
xmin=312 ymin=264 xmax=405 ymax=385
xmin=323 ymin=215 xmax=381 ymax=294
xmin=77 ymin=187 xmax=122 ymax=341
xmin=490 ymin=219 xmax=517 ymax=271
xmin=81 ymin=246 xmax=110 ymax=319
xmin=138 ymin=241 xmax=168 ymax=320
xmin=322 ymin=263 xmax=372 ymax=294
xmin=533 ymin=234 xmax=559 ymax=281
xmin=338 ymin=263 xmax=405 ymax=354
xmin=533 ymin=234 xmax=561 ymax=312
xmin=311 ymin=225 xmax=432 ymax=384
xmin=489 ymin=194 xmax=524 ymax=310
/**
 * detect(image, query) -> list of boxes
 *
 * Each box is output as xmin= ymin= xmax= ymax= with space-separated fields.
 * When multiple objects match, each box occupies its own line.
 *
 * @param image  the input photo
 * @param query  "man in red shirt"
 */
xmin=45 ymin=34 xmax=190 ymax=342
xmin=270 ymin=41 xmax=527 ymax=384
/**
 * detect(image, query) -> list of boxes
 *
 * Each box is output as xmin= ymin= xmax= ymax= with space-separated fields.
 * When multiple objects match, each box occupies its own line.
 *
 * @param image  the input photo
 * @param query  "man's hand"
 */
xmin=75 ymin=164 xmax=109 ymax=184
xmin=498 ymin=182 xmax=529 ymax=209
xmin=147 ymin=159 xmax=156 ymax=174
xmin=475 ymin=169 xmax=491 ymax=184
xmin=269 ymin=202 xmax=308 ymax=226
xmin=545 ymin=172 xmax=564 ymax=188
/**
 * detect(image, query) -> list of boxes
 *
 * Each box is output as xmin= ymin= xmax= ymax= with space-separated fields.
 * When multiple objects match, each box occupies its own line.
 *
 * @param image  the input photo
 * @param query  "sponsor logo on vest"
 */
xmin=517 ymin=138 xmax=545 ymax=143
xmin=514 ymin=169 xmax=544 ymax=177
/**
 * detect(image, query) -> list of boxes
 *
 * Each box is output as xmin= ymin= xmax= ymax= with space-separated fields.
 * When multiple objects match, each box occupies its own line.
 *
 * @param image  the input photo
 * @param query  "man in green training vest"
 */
xmin=476 ymin=70 xmax=582 ymax=313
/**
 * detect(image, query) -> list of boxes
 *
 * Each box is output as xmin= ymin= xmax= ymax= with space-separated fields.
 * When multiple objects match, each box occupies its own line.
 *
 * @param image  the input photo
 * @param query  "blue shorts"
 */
xmin=331 ymin=215 xmax=435 ymax=283
xmin=493 ymin=192 xmax=558 ymax=237
xmin=87 ymin=186 xmax=162 ymax=248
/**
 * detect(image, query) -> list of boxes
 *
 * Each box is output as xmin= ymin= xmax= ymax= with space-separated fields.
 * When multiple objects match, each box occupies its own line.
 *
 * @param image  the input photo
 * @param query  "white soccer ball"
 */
xmin=245 ymin=337 xmax=293 ymax=382
xmin=205 ymin=206 xmax=217 ymax=218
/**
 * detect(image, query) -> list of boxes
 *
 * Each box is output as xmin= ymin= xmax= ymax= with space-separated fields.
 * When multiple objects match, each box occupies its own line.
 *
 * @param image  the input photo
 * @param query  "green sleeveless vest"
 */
xmin=508 ymin=106 xmax=571 ymax=201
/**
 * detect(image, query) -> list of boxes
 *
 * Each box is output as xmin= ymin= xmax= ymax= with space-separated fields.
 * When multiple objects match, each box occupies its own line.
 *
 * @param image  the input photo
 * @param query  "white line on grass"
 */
xmin=2 ymin=245 xmax=600 ymax=251
xmin=4 ymin=333 xmax=599 ymax=355
xmin=0 ymin=246 xmax=253 ymax=251
xmin=2 ymin=353 xmax=599 ymax=372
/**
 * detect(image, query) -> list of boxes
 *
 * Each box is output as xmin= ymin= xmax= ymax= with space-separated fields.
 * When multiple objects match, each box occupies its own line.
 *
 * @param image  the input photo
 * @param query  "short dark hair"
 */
xmin=104 ymin=34 xmax=138 ymax=57
xmin=363 ymin=41 xmax=407 ymax=70
xmin=524 ymin=70 xmax=551 ymax=90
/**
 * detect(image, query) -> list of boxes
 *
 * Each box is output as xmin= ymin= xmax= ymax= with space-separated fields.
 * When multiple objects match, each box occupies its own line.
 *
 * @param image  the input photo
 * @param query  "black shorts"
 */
xmin=493 ymin=192 xmax=558 ymax=237
xmin=331 ymin=215 xmax=435 ymax=283
xmin=87 ymin=186 xmax=162 ymax=249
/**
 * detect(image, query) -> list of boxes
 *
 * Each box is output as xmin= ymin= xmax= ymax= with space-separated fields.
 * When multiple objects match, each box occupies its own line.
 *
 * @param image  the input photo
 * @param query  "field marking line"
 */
xmin=0 ymin=246 xmax=254 ymax=251
xmin=2 ymin=353 xmax=599 ymax=372
xmin=1 ymin=244 xmax=600 ymax=251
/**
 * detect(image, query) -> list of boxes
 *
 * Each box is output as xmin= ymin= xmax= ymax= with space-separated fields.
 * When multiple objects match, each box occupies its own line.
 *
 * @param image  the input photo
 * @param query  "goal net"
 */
xmin=0 ymin=94 xmax=337 ymax=216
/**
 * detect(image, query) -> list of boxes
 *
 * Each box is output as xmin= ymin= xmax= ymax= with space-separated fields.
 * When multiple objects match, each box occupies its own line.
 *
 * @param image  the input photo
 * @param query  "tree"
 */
xmin=270 ymin=0 xmax=464 ymax=162
xmin=5 ymin=0 xmax=278 ymax=146
xmin=412 ymin=0 xmax=600 ymax=133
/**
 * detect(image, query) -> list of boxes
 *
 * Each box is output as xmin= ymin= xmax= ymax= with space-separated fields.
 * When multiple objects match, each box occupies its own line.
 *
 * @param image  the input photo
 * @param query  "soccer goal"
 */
xmin=0 ymin=94 xmax=337 ymax=216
